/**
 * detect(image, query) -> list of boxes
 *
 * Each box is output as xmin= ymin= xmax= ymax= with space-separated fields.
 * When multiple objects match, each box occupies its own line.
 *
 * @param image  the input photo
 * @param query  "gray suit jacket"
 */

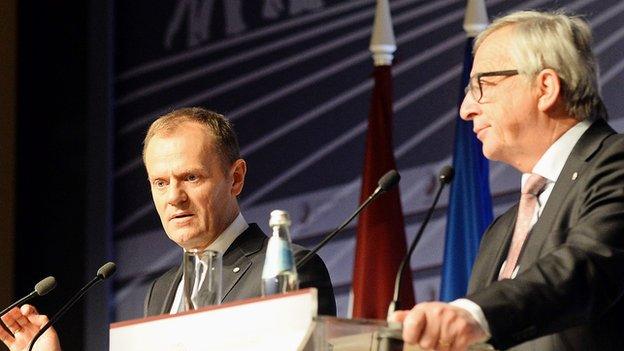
xmin=467 ymin=119 xmax=624 ymax=350
xmin=144 ymin=223 xmax=337 ymax=316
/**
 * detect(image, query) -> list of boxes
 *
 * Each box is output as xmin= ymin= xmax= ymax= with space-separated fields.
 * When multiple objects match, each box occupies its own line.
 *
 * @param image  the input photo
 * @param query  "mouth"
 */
xmin=473 ymin=125 xmax=489 ymax=139
xmin=169 ymin=212 xmax=194 ymax=221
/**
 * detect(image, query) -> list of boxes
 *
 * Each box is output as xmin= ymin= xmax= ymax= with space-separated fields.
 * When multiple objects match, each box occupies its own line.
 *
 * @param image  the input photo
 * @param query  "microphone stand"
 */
xmin=387 ymin=179 xmax=447 ymax=316
xmin=28 ymin=263 xmax=115 ymax=351
xmin=380 ymin=166 xmax=453 ymax=351
xmin=296 ymin=170 xmax=399 ymax=269
xmin=296 ymin=187 xmax=383 ymax=270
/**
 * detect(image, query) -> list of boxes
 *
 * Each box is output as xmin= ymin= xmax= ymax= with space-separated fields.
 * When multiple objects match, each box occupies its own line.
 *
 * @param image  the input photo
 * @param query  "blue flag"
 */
xmin=440 ymin=38 xmax=494 ymax=301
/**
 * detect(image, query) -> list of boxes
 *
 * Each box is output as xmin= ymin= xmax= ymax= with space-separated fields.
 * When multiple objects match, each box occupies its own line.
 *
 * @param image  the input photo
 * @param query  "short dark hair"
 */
xmin=142 ymin=107 xmax=241 ymax=168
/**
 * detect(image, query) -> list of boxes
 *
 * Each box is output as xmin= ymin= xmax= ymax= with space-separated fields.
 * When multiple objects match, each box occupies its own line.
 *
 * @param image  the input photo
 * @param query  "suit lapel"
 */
xmin=486 ymin=212 xmax=517 ymax=284
xmin=518 ymin=119 xmax=615 ymax=270
xmin=147 ymin=224 xmax=269 ymax=315
xmin=468 ymin=209 xmax=517 ymax=292
xmin=161 ymin=266 xmax=182 ymax=314
xmin=517 ymin=161 xmax=585 ymax=268
xmin=220 ymin=224 xmax=265 ymax=302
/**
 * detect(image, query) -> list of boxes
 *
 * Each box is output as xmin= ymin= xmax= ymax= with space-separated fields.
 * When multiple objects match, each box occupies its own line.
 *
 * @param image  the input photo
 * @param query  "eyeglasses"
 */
xmin=464 ymin=70 xmax=519 ymax=103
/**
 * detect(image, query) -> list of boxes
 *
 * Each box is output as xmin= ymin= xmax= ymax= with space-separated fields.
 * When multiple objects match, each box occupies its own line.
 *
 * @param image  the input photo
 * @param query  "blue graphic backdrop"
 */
xmin=111 ymin=0 xmax=624 ymax=320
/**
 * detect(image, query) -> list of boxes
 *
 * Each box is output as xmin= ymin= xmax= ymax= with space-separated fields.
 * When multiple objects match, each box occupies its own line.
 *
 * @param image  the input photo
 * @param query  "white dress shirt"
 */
xmin=170 ymin=212 xmax=249 ymax=314
xmin=451 ymin=119 xmax=592 ymax=335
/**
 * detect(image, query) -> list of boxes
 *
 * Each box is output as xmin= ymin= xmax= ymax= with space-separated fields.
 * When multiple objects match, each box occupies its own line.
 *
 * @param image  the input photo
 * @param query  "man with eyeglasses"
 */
xmin=392 ymin=10 xmax=624 ymax=351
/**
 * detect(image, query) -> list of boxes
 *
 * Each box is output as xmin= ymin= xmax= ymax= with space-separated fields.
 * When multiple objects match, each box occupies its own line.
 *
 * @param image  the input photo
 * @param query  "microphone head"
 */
xmin=34 ymin=276 xmax=57 ymax=296
xmin=439 ymin=165 xmax=454 ymax=185
xmin=378 ymin=170 xmax=400 ymax=192
xmin=96 ymin=262 xmax=117 ymax=279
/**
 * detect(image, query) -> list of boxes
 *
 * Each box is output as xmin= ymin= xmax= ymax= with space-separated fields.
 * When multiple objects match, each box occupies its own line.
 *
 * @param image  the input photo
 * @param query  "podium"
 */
xmin=109 ymin=288 xmax=409 ymax=351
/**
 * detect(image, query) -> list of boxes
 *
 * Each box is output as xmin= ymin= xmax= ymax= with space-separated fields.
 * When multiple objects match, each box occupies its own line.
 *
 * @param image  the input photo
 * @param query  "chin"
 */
xmin=480 ymin=142 xmax=502 ymax=162
xmin=169 ymin=231 xmax=201 ymax=248
xmin=481 ymin=148 xmax=495 ymax=161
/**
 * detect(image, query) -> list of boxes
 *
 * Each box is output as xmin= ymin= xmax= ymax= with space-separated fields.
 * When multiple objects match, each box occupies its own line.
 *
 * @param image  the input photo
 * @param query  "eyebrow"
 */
xmin=148 ymin=167 xmax=207 ymax=179
xmin=475 ymin=69 xmax=519 ymax=78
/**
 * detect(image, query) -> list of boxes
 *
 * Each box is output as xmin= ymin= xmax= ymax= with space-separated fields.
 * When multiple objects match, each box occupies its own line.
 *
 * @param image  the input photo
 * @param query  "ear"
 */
xmin=536 ymin=68 xmax=561 ymax=113
xmin=229 ymin=159 xmax=247 ymax=197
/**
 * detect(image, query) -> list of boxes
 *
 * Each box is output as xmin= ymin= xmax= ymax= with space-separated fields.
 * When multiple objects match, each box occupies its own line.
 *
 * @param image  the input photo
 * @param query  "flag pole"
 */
xmin=439 ymin=0 xmax=493 ymax=302
xmin=351 ymin=0 xmax=414 ymax=320
xmin=463 ymin=0 xmax=488 ymax=38
xmin=369 ymin=0 xmax=396 ymax=66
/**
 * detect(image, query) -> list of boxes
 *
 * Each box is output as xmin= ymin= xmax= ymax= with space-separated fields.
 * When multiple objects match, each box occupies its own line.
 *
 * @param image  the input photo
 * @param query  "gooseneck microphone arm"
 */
xmin=387 ymin=166 xmax=454 ymax=318
xmin=0 ymin=277 xmax=57 ymax=317
xmin=28 ymin=262 xmax=116 ymax=351
xmin=296 ymin=170 xmax=401 ymax=270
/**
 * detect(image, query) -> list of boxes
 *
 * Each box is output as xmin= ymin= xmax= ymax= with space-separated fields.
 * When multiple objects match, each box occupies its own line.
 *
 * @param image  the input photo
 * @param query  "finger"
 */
xmin=26 ymin=313 xmax=50 ymax=329
xmin=0 ymin=323 xmax=15 ymax=346
xmin=21 ymin=304 xmax=39 ymax=316
xmin=11 ymin=310 xmax=31 ymax=332
xmin=437 ymin=337 xmax=454 ymax=351
xmin=3 ymin=306 xmax=40 ymax=340
xmin=0 ymin=307 xmax=19 ymax=326
xmin=15 ymin=315 xmax=44 ymax=340
xmin=388 ymin=310 xmax=410 ymax=323
xmin=454 ymin=321 xmax=488 ymax=350
xmin=418 ymin=307 xmax=441 ymax=350
xmin=437 ymin=309 xmax=457 ymax=351
xmin=401 ymin=306 xmax=426 ymax=345
xmin=20 ymin=304 xmax=48 ymax=334
xmin=2 ymin=307 xmax=26 ymax=333
xmin=0 ymin=317 xmax=10 ymax=334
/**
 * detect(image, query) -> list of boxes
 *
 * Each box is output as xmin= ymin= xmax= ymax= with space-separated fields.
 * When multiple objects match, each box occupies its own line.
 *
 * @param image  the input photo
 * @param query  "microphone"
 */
xmin=27 ymin=262 xmax=116 ymax=351
xmin=0 ymin=277 xmax=56 ymax=317
xmin=374 ymin=169 xmax=401 ymax=196
xmin=387 ymin=166 xmax=454 ymax=317
xmin=296 ymin=170 xmax=401 ymax=269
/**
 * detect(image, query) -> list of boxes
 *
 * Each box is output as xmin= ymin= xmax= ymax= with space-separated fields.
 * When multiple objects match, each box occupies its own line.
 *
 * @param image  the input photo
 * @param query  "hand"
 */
xmin=0 ymin=305 xmax=61 ymax=351
xmin=390 ymin=302 xmax=487 ymax=351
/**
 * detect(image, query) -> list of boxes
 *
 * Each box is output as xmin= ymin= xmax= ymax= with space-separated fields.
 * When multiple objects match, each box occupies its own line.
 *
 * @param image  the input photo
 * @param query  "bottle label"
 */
xmin=262 ymin=237 xmax=295 ymax=279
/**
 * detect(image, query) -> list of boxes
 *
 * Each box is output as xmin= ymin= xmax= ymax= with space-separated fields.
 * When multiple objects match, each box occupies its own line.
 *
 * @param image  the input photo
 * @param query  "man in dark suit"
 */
xmin=0 ymin=107 xmax=335 ymax=351
xmin=144 ymin=223 xmax=335 ymax=316
xmin=141 ymin=107 xmax=335 ymax=317
xmin=391 ymin=10 xmax=624 ymax=351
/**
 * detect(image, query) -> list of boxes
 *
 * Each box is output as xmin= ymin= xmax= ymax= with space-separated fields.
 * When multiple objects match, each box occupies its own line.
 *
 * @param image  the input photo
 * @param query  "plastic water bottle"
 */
xmin=261 ymin=210 xmax=299 ymax=296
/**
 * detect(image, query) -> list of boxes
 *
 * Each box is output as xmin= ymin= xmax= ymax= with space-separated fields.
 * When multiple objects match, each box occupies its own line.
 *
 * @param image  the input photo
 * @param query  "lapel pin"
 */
xmin=572 ymin=172 xmax=578 ymax=180
xmin=232 ymin=267 xmax=240 ymax=273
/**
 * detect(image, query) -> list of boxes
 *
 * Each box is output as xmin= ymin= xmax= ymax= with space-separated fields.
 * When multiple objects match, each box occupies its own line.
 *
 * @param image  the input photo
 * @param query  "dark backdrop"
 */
xmin=14 ymin=1 xmax=88 ymax=350
xmin=7 ymin=1 xmax=624 ymax=350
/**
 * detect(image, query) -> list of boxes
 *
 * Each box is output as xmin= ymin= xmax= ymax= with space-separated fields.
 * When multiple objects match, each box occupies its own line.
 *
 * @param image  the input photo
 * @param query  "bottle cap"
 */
xmin=269 ymin=210 xmax=291 ymax=228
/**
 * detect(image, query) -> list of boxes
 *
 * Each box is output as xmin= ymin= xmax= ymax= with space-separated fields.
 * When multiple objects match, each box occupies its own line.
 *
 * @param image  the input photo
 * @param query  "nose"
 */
xmin=166 ymin=181 xmax=187 ymax=206
xmin=459 ymin=91 xmax=479 ymax=121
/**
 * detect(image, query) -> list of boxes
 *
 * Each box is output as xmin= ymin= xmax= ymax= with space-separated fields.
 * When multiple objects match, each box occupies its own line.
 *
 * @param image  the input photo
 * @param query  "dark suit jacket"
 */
xmin=144 ymin=223 xmax=337 ymax=317
xmin=466 ymin=119 xmax=624 ymax=350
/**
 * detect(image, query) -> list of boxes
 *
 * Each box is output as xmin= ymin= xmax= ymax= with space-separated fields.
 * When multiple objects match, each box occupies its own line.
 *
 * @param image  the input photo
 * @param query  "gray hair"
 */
xmin=475 ymin=10 xmax=606 ymax=120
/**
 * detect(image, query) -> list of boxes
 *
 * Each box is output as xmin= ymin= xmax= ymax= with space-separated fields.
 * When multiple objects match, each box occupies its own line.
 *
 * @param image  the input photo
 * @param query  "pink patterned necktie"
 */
xmin=498 ymin=174 xmax=547 ymax=280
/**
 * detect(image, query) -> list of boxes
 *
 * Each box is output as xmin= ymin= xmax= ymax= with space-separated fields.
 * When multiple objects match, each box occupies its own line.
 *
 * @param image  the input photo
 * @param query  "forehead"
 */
xmin=144 ymin=122 xmax=219 ymax=173
xmin=473 ymin=26 xmax=516 ymax=73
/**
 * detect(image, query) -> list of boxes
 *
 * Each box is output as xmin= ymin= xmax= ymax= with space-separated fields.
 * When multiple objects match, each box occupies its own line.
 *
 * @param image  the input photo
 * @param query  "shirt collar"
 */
xmin=170 ymin=213 xmax=248 ymax=314
xmin=200 ymin=212 xmax=248 ymax=254
xmin=523 ymin=119 xmax=592 ymax=186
